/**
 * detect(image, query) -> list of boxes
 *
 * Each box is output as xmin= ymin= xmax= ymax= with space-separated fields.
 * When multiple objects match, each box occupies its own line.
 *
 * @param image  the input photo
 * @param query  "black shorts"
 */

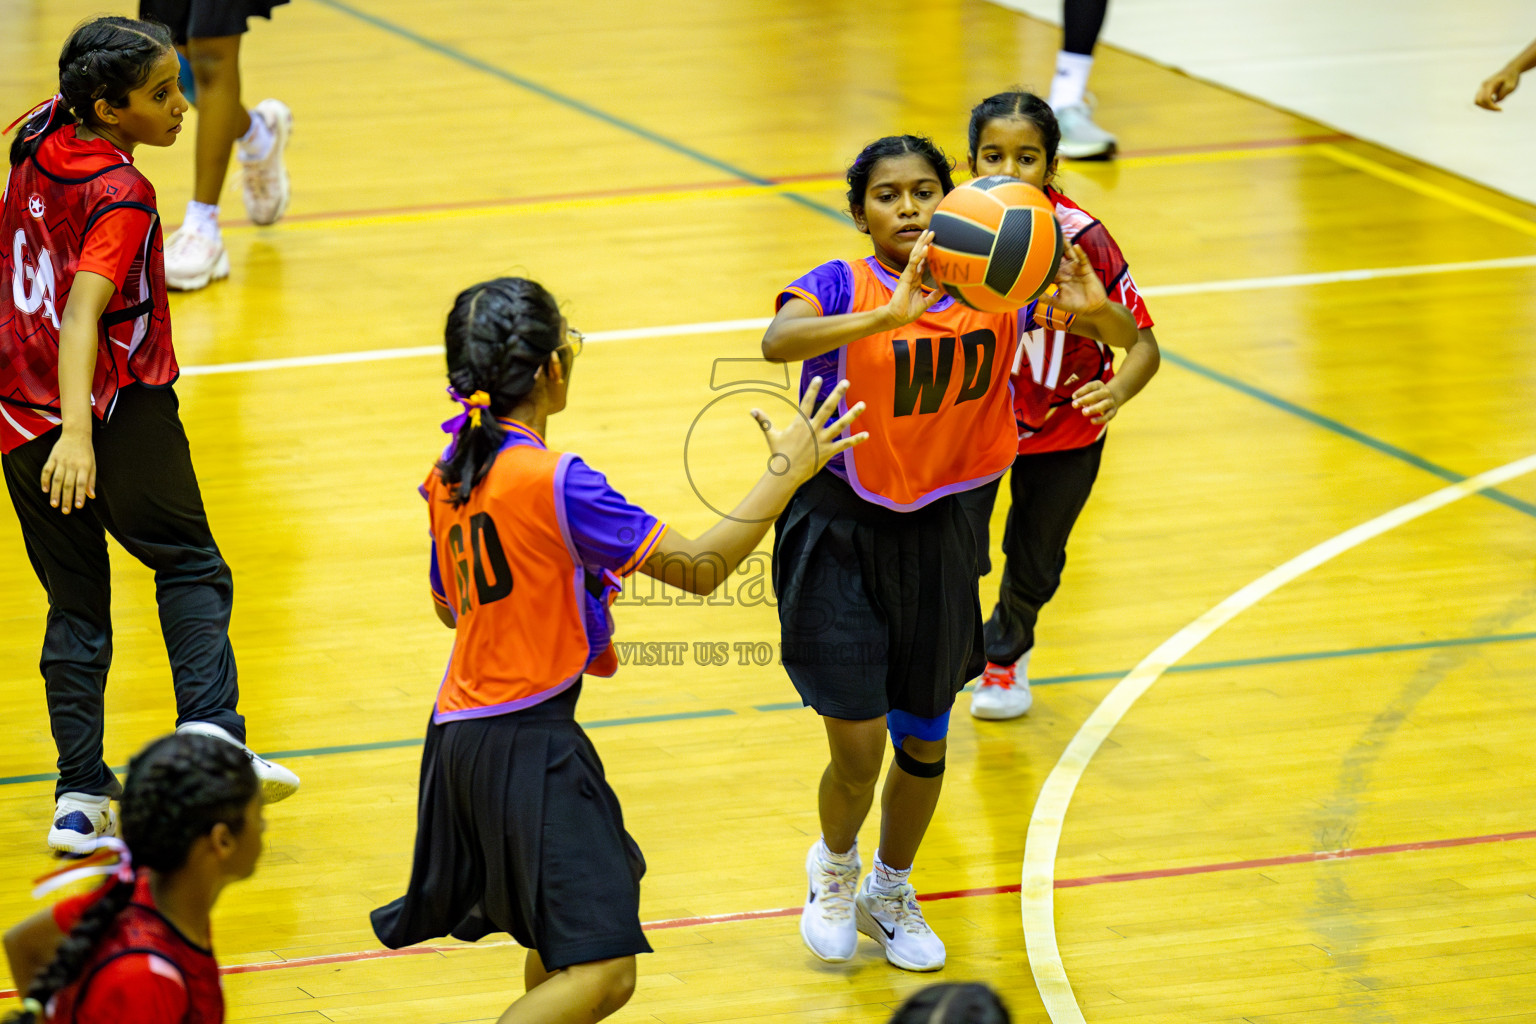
xmin=139 ymin=0 xmax=289 ymax=43
xmin=370 ymin=683 xmax=652 ymax=971
xmin=772 ymin=471 xmax=985 ymax=721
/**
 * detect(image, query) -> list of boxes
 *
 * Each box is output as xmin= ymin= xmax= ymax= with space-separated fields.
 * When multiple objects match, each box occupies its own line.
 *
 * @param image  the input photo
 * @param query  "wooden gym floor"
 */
xmin=2 ymin=1 xmax=1535 ymax=1021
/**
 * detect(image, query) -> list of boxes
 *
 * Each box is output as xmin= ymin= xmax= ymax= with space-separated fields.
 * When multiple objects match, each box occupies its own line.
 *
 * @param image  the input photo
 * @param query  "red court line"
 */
xmin=195 ymin=134 xmax=1350 ymax=232
xmin=1054 ymin=827 xmax=1536 ymax=888
xmin=222 ymin=176 xmax=758 ymax=228
xmin=4 ymin=825 xmax=1528 ymax=997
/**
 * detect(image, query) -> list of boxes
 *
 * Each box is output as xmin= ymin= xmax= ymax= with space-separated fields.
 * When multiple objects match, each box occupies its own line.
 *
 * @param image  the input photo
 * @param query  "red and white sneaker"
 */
xmin=969 ymin=651 xmax=1032 ymax=720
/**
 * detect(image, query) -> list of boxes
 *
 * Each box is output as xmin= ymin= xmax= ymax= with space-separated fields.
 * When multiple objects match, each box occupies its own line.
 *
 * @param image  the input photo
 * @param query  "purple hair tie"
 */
xmin=442 ymin=387 xmax=492 ymax=435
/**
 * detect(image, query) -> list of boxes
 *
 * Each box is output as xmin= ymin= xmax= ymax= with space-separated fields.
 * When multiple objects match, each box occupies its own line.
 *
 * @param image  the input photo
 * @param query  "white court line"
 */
xmin=175 ymin=255 xmax=1536 ymax=378
xmin=1022 ymin=451 xmax=1536 ymax=1024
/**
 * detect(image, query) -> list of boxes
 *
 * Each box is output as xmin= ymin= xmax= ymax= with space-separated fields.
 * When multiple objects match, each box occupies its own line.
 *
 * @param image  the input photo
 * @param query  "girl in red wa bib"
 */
xmin=958 ymin=92 xmax=1161 ymax=722
xmin=763 ymin=135 xmax=1137 ymax=972
xmin=2 ymin=733 xmax=265 ymax=1024
xmin=372 ymin=277 xmax=863 ymax=1023
xmin=0 ymin=17 xmax=298 ymax=857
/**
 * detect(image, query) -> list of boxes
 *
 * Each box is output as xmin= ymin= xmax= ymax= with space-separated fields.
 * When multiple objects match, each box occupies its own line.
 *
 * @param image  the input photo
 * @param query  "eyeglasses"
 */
xmin=564 ymin=326 xmax=585 ymax=358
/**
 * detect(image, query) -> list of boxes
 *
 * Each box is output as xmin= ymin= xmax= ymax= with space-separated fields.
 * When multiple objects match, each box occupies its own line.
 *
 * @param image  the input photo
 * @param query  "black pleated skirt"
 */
xmin=371 ymin=683 xmax=652 ymax=970
xmin=139 ymin=0 xmax=290 ymax=43
xmin=772 ymin=470 xmax=986 ymax=721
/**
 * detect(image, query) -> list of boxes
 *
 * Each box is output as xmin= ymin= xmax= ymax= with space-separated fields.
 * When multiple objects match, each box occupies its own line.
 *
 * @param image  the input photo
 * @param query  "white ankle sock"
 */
xmin=869 ymin=853 xmax=912 ymax=895
xmin=183 ymin=200 xmax=220 ymax=239
xmin=237 ymin=109 xmax=274 ymax=162
xmin=1049 ymin=51 xmax=1094 ymax=110
xmin=819 ymin=837 xmax=858 ymax=866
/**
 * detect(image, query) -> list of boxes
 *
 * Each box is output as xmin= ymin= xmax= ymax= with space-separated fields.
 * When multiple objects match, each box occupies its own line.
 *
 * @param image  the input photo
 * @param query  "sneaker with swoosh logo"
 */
xmin=855 ymin=874 xmax=945 ymax=971
xmin=800 ymin=841 xmax=859 ymax=962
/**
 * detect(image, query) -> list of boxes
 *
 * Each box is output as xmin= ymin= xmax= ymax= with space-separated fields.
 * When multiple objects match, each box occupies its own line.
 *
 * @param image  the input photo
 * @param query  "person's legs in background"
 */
xmin=1049 ymin=0 xmax=1118 ymax=159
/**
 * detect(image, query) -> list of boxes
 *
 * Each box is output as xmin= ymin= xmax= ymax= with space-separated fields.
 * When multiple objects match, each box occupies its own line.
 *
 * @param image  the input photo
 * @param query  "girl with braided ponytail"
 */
xmin=3 ymin=733 xmax=263 ymax=1023
xmin=1 ymin=17 xmax=298 ymax=856
xmin=371 ymin=277 xmax=866 ymax=1022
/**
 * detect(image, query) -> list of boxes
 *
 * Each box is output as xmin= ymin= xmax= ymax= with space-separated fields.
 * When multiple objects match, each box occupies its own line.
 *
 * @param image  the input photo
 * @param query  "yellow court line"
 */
xmin=1109 ymin=143 xmax=1320 ymax=169
xmin=1315 ymin=143 xmax=1536 ymax=238
xmin=230 ymin=143 xmax=1342 ymax=235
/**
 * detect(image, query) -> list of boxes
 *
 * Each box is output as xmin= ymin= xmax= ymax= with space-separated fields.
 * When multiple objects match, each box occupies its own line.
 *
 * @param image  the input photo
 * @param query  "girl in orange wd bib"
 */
xmin=762 ymin=135 xmax=1137 ymax=972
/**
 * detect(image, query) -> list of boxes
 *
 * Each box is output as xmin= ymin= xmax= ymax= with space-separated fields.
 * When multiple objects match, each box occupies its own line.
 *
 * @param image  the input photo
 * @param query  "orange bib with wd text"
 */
xmin=837 ymin=257 xmax=1022 ymax=510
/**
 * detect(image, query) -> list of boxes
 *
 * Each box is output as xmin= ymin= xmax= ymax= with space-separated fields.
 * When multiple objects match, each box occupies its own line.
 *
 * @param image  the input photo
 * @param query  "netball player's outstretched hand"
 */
xmin=639 ymin=378 xmax=865 ymax=596
xmin=1044 ymin=242 xmax=1109 ymax=315
xmin=752 ymin=377 xmax=867 ymax=487
xmin=1040 ymin=243 xmax=1138 ymax=350
xmin=881 ymin=229 xmax=944 ymax=328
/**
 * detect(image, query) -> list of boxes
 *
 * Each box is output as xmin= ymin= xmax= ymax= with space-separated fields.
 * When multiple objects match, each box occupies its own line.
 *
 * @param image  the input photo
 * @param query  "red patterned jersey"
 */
xmin=47 ymin=873 xmax=222 ymax=1023
xmin=1012 ymin=187 xmax=1154 ymax=454
xmin=0 ymin=126 xmax=176 ymax=453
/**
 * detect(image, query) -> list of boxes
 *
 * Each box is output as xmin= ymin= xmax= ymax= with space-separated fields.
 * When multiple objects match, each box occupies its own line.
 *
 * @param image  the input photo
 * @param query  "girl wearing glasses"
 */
xmin=371 ymin=277 xmax=866 ymax=1023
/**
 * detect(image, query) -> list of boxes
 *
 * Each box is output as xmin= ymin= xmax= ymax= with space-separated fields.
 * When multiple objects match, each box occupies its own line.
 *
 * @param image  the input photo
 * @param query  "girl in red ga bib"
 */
xmin=763 ymin=135 xmax=1137 ymax=972
xmin=2 ymin=733 xmax=265 ymax=1024
xmin=0 ymin=17 xmax=297 ymax=856
xmin=958 ymin=91 xmax=1161 ymax=722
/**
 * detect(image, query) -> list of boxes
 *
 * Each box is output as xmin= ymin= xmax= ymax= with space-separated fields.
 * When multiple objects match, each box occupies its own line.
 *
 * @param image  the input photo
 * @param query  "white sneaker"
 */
xmin=163 ymin=227 xmax=229 ymax=291
xmin=49 ymin=792 xmax=117 ymax=856
xmin=176 ymin=722 xmax=300 ymax=803
xmin=1054 ymin=102 xmax=1117 ymax=160
xmin=800 ymin=841 xmax=860 ymax=962
xmin=969 ymin=651 xmax=1033 ymax=720
xmin=240 ymin=99 xmax=292 ymax=226
xmin=855 ymin=874 xmax=945 ymax=971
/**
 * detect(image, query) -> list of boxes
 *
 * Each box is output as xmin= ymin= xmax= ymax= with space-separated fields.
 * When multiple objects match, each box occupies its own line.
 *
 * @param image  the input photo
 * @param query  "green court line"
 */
xmin=1163 ymin=351 xmax=1536 ymax=520
xmin=4 ymin=633 xmax=1530 ymax=788
xmin=309 ymin=0 xmax=846 ymax=227
xmin=314 ymin=2 xmax=1530 ymax=522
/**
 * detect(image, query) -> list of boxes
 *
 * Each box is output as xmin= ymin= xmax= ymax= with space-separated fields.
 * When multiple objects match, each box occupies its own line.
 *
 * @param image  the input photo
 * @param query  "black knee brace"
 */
xmin=893 ymin=746 xmax=945 ymax=779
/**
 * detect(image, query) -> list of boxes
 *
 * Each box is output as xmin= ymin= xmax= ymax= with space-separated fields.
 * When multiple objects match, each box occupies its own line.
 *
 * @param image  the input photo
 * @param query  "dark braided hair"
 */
xmin=887 ymin=982 xmax=1012 ymax=1024
xmin=9 ymin=16 xmax=174 ymax=166
xmin=3 ymin=734 xmax=257 ymax=1024
xmin=437 ymin=277 xmax=566 ymax=507
xmin=844 ymin=134 xmax=956 ymax=218
xmin=966 ymin=90 xmax=1062 ymax=189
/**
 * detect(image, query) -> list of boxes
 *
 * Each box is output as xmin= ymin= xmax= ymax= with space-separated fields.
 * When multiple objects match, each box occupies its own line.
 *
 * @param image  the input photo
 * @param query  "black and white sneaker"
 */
xmin=855 ymin=874 xmax=945 ymax=971
xmin=177 ymin=722 xmax=300 ymax=803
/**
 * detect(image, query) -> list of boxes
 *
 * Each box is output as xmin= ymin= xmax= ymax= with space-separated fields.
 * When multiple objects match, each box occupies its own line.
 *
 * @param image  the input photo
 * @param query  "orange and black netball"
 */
xmin=927 ymin=176 xmax=1063 ymax=313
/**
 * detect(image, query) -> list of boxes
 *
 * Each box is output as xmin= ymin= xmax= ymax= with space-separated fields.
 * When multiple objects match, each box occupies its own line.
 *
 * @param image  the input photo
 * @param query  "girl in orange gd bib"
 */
xmin=762 ymin=135 xmax=1137 ymax=971
xmin=372 ymin=277 xmax=865 ymax=1022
